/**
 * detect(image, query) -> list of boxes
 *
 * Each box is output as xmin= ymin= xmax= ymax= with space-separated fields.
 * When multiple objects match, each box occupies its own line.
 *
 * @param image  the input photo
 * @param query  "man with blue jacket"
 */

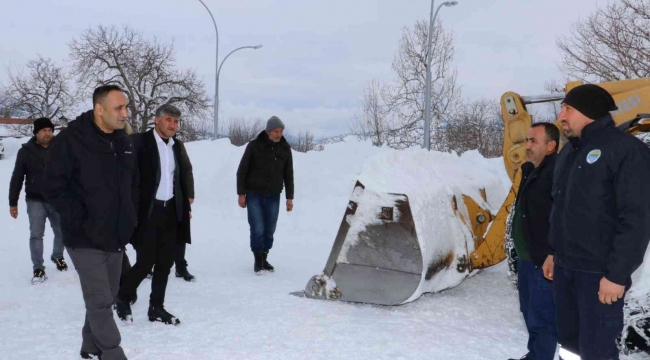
xmin=548 ymin=84 xmax=650 ymax=360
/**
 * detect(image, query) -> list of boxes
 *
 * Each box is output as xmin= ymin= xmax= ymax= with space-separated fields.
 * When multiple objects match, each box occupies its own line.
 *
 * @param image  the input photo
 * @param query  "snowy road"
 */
xmin=0 ymin=138 xmax=647 ymax=360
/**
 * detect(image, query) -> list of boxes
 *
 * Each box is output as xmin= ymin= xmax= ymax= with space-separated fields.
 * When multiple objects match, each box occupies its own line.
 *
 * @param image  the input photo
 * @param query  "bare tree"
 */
xmin=542 ymin=79 xmax=565 ymax=120
xmin=557 ymin=0 xmax=650 ymax=82
xmin=3 ymin=56 xmax=78 ymax=120
xmin=176 ymin=115 xmax=212 ymax=142
xmin=69 ymin=25 xmax=211 ymax=133
xmin=286 ymin=131 xmax=315 ymax=153
xmin=445 ymin=99 xmax=504 ymax=158
xmin=382 ymin=19 xmax=462 ymax=150
xmin=349 ymin=80 xmax=389 ymax=146
xmin=226 ymin=117 xmax=264 ymax=146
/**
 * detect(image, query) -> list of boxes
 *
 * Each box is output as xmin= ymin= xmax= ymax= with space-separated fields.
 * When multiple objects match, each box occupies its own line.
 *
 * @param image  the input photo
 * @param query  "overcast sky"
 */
xmin=0 ymin=0 xmax=608 ymax=137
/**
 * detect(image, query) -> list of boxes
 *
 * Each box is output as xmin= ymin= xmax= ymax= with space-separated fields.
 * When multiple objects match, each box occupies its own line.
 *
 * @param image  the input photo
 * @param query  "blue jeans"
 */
xmin=554 ymin=263 xmax=628 ymax=360
xmin=26 ymin=199 xmax=64 ymax=270
xmin=246 ymin=191 xmax=280 ymax=253
xmin=517 ymin=259 xmax=557 ymax=360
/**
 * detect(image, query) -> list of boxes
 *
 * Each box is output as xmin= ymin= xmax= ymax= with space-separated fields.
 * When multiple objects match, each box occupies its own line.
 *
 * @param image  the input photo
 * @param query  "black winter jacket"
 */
xmin=237 ymin=131 xmax=294 ymax=199
xmin=549 ymin=115 xmax=650 ymax=285
xmin=514 ymin=153 xmax=557 ymax=267
xmin=42 ymin=110 xmax=139 ymax=252
xmin=9 ymin=138 xmax=49 ymax=206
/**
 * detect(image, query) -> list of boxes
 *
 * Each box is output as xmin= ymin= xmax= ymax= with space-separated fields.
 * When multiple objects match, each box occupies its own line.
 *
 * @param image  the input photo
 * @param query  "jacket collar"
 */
xmin=568 ymin=114 xmax=614 ymax=149
xmin=153 ymin=128 xmax=175 ymax=148
xmin=522 ymin=152 xmax=557 ymax=178
xmin=69 ymin=110 xmax=127 ymax=153
xmin=256 ymin=130 xmax=287 ymax=147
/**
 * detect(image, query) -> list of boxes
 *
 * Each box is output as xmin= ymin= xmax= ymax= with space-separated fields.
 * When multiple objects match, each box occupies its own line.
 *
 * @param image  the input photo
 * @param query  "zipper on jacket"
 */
xmin=268 ymin=145 xmax=275 ymax=192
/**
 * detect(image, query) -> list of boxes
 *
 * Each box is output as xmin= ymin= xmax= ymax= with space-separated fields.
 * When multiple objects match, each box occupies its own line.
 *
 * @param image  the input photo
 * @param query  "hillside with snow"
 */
xmin=0 ymin=137 xmax=648 ymax=360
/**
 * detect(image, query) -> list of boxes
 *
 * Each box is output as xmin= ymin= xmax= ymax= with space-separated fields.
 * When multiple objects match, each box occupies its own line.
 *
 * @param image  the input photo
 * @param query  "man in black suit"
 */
xmin=115 ymin=104 xmax=192 ymax=325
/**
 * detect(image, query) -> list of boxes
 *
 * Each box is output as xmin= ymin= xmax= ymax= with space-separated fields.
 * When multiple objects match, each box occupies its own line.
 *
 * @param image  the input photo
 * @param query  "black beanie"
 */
xmin=33 ymin=117 xmax=54 ymax=135
xmin=561 ymin=84 xmax=618 ymax=120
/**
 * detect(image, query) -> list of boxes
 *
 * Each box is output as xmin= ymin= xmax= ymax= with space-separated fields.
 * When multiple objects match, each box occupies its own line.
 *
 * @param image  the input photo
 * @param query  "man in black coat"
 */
xmin=549 ymin=84 xmax=650 ymax=360
xmin=508 ymin=123 xmax=559 ymax=360
xmin=43 ymin=85 xmax=138 ymax=360
xmin=174 ymin=145 xmax=196 ymax=282
xmin=237 ymin=116 xmax=294 ymax=274
xmin=9 ymin=117 xmax=67 ymax=283
xmin=116 ymin=104 xmax=191 ymax=326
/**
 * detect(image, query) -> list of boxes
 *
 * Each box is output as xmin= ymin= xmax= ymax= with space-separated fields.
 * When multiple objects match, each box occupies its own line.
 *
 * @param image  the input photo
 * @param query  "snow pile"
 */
xmin=630 ymin=133 xmax=650 ymax=299
xmin=0 ymin=136 xmax=30 ymax=159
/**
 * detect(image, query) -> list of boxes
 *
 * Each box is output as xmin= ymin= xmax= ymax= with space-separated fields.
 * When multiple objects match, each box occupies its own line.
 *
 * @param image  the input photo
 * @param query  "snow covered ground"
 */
xmin=0 ymin=137 xmax=648 ymax=360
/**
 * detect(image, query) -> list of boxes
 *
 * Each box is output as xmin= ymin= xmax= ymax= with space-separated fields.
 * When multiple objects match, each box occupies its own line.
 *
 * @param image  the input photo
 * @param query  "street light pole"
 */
xmin=217 ymin=45 xmax=264 ymax=79
xmin=196 ymin=0 xmax=220 ymax=139
xmin=423 ymin=0 xmax=458 ymax=150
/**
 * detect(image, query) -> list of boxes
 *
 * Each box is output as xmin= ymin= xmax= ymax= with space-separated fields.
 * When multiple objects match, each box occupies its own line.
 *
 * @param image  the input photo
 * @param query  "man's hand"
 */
xmin=238 ymin=195 xmax=246 ymax=209
xmin=189 ymin=198 xmax=194 ymax=205
xmin=286 ymin=199 xmax=293 ymax=212
xmin=542 ymin=255 xmax=554 ymax=280
xmin=599 ymin=277 xmax=626 ymax=305
xmin=9 ymin=206 xmax=17 ymax=219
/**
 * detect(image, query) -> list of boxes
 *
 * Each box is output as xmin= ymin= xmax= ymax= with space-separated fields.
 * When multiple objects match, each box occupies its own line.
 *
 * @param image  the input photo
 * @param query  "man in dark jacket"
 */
xmin=43 ymin=85 xmax=138 ymax=360
xmin=237 ymin=116 xmax=294 ymax=274
xmin=549 ymin=84 xmax=650 ymax=360
xmin=508 ymin=123 xmax=559 ymax=360
xmin=9 ymin=117 xmax=67 ymax=283
xmin=116 ymin=104 xmax=192 ymax=326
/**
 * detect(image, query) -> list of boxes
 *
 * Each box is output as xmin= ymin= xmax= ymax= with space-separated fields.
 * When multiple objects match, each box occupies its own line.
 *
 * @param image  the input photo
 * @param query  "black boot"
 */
xmin=148 ymin=305 xmax=180 ymax=325
xmin=262 ymin=251 xmax=275 ymax=272
xmin=175 ymin=267 xmax=196 ymax=282
xmin=80 ymin=350 xmax=102 ymax=359
xmin=253 ymin=252 xmax=264 ymax=274
xmin=115 ymin=296 xmax=133 ymax=322
xmin=51 ymin=256 xmax=68 ymax=271
xmin=31 ymin=269 xmax=47 ymax=285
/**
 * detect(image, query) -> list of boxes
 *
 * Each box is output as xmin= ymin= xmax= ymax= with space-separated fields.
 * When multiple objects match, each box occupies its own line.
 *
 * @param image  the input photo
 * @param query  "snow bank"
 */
xmin=0 ymin=136 xmax=30 ymax=160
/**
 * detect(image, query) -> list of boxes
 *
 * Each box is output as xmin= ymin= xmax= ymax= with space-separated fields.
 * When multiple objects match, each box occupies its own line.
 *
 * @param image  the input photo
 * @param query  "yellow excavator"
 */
xmin=294 ymin=78 xmax=650 ymax=351
xmin=494 ymin=79 xmax=650 ymax=353
xmin=475 ymin=78 xmax=650 ymax=272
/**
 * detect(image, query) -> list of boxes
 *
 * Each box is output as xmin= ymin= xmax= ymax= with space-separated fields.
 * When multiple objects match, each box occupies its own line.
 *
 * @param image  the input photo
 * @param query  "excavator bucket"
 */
xmin=299 ymin=181 xmax=423 ymax=305
xmin=294 ymin=167 xmax=503 ymax=306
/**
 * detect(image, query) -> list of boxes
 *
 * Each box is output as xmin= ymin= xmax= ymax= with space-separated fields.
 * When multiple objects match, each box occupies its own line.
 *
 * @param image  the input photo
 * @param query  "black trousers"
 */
xmin=554 ymin=263 xmax=629 ymax=360
xmin=119 ymin=200 xmax=178 ymax=307
xmin=175 ymin=242 xmax=188 ymax=271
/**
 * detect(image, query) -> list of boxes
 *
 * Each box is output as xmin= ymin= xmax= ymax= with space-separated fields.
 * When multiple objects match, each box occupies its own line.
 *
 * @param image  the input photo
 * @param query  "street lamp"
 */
xmin=215 ymin=44 xmax=263 ymax=137
xmin=196 ymin=0 xmax=262 ymax=139
xmin=423 ymin=0 xmax=458 ymax=150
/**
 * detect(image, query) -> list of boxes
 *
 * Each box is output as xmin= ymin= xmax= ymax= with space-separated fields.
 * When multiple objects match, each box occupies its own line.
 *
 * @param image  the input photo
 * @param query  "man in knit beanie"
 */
xmin=236 ymin=116 xmax=294 ymax=274
xmin=9 ymin=117 xmax=67 ymax=284
xmin=547 ymin=84 xmax=650 ymax=359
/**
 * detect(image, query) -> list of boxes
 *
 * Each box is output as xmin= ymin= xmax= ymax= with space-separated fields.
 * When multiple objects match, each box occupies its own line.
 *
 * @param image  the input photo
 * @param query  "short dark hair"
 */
xmin=531 ymin=122 xmax=560 ymax=152
xmin=93 ymin=85 xmax=125 ymax=105
xmin=155 ymin=104 xmax=182 ymax=119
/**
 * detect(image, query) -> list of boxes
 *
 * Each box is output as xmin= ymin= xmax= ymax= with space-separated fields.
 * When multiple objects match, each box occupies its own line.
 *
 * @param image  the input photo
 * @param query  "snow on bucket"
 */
xmin=295 ymin=148 xmax=510 ymax=305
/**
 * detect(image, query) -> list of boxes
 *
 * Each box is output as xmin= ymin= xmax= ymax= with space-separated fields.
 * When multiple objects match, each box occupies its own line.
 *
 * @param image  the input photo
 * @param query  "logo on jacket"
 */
xmin=586 ymin=149 xmax=601 ymax=164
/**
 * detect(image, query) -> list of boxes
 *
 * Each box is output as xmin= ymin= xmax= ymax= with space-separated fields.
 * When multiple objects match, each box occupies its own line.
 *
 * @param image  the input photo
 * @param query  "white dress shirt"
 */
xmin=154 ymin=130 xmax=176 ymax=201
